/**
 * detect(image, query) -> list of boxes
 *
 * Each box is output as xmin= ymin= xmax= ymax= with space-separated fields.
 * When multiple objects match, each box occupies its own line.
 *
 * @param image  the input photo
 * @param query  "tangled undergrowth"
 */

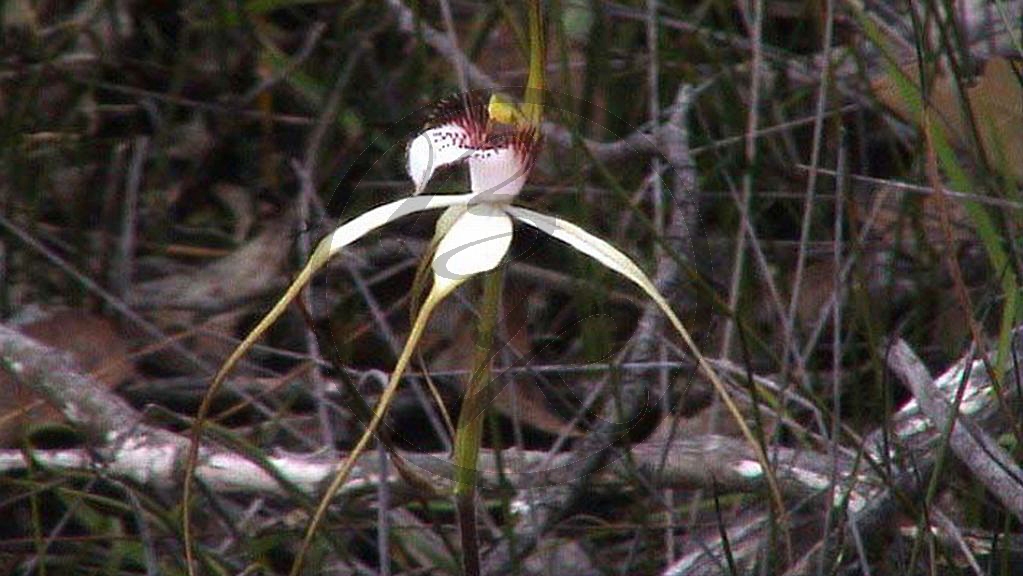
xmin=1 ymin=1 xmax=1022 ymax=575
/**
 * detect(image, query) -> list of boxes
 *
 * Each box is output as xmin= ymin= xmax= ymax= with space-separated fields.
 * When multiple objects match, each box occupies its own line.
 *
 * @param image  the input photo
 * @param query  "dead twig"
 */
xmin=886 ymin=338 xmax=1023 ymax=523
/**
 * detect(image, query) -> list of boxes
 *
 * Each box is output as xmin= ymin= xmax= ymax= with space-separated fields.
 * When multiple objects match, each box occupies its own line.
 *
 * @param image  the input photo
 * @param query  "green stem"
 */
xmin=523 ymin=0 xmax=545 ymax=126
xmin=454 ymin=269 xmax=502 ymax=576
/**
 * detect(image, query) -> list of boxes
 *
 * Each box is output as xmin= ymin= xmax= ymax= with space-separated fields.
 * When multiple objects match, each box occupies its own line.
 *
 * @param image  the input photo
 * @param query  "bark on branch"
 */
xmin=0 ymin=321 xmax=847 ymax=502
xmin=666 ymin=329 xmax=1023 ymax=576
xmin=886 ymin=338 xmax=1023 ymax=523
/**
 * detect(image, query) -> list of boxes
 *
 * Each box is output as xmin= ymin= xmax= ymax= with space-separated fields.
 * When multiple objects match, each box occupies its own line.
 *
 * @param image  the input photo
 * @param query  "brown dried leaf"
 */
xmin=130 ymin=212 xmax=293 ymax=310
xmin=128 ymin=213 xmax=294 ymax=371
xmin=0 ymin=310 xmax=135 ymax=445
xmin=873 ymin=57 xmax=1023 ymax=180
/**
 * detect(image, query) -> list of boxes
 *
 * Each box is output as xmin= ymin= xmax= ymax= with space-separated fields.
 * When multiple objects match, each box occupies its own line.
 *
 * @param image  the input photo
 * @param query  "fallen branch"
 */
xmin=0 ymin=321 xmax=848 ymax=502
xmin=0 ymin=323 xmax=145 ymax=443
xmin=3 ymin=320 xmax=1019 ymax=576
xmin=0 ymin=433 xmax=842 ymax=505
xmin=886 ymin=338 xmax=1023 ymax=523
xmin=664 ymin=330 xmax=1023 ymax=576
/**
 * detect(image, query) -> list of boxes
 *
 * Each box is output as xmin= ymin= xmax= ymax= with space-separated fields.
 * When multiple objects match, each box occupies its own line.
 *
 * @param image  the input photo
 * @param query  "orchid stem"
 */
xmin=454 ymin=269 xmax=502 ymax=576
xmin=523 ymin=0 xmax=545 ymax=126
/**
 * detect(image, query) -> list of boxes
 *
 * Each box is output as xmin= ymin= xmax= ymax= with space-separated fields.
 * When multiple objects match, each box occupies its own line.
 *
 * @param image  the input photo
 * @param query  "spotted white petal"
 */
xmin=407 ymin=125 xmax=480 ymax=194
xmin=432 ymin=203 xmax=513 ymax=295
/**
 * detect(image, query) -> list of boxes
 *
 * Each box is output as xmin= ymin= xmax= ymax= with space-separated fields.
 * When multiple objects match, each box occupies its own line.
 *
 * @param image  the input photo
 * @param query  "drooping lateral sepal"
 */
xmin=208 ymin=193 xmax=475 ymax=401
xmin=505 ymin=205 xmax=787 ymax=518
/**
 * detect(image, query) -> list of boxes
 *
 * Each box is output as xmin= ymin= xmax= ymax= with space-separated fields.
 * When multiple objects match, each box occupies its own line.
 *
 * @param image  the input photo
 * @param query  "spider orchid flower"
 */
xmin=186 ymin=8 xmax=785 ymax=575
xmin=185 ymin=91 xmax=785 ymax=576
xmin=198 ymin=88 xmax=775 ymax=497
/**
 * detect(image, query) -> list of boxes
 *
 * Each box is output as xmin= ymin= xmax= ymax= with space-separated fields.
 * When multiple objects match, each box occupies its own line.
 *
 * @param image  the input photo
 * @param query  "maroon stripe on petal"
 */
xmin=423 ymin=92 xmax=489 ymax=148
xmin=511 ymin=127 xmax=541 ymax=170
xmin=481 ymin=128 xmax=541 ymax=170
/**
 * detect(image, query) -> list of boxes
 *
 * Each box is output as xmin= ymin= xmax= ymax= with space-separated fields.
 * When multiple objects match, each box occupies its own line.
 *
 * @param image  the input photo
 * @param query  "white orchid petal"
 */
xmin=328 ymin=193 xmax=474 ymax=255
xmin=432 ymin=204 xmax=513 ymax=294
xmin=407 ymin=124 xmax=478 ymax=194
xmin=468 ymin=145 xmax=531 ymax=200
